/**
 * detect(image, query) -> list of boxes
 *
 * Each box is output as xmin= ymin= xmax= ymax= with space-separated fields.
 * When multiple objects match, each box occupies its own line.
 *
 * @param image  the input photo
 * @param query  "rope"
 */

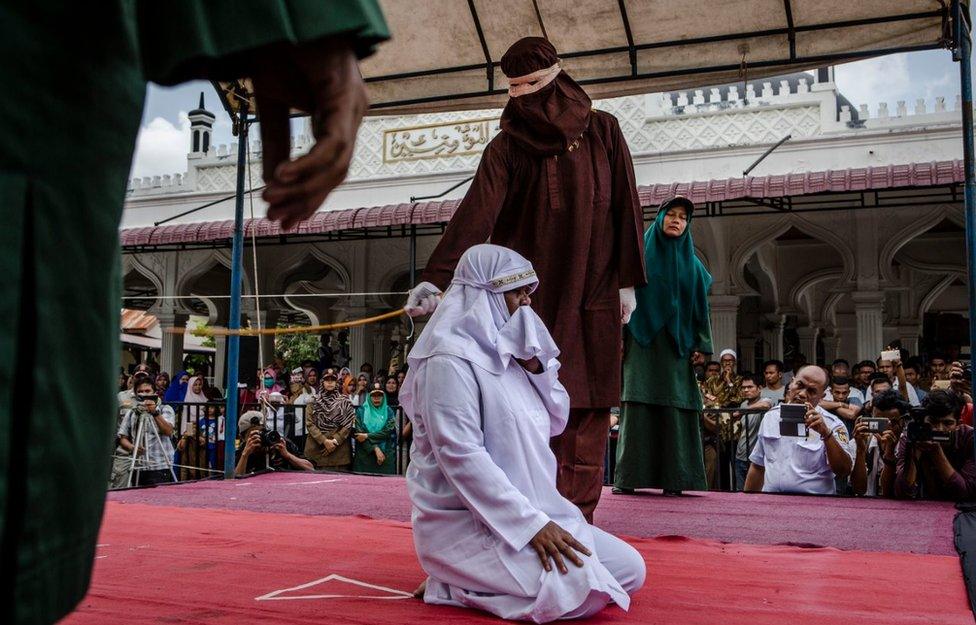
xmin=166 ymin=308 xmax=406 ymax=337
xmin=121 ymin=291 xmax=409 ymax=301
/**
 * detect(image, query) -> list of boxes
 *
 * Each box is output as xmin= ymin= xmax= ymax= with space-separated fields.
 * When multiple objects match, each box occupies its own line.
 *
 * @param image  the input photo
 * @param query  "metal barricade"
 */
xmin=702 ymin=406 xmax=770 ymax=492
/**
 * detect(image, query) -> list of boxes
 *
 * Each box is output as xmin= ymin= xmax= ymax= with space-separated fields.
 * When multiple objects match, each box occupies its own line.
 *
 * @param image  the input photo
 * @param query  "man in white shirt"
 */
xmin=744 ymin=365 xmax=854 ymax=495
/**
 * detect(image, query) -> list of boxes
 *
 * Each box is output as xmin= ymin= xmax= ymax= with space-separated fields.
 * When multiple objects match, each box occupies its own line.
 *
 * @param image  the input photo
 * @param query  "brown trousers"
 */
xmin=550 ymin=408 xmax=610 ymax=523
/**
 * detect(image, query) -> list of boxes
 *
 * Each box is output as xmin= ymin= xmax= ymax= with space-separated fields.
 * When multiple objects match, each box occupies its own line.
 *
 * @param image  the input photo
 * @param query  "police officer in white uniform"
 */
xmin=744 ymin=365 xmax=855 ymax=495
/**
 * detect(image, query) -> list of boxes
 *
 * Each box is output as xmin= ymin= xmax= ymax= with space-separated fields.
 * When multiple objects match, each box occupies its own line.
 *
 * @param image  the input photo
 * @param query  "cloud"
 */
xmin=129 ymin=113 xmax=190 ymax=179
xmin=835 ymin=54 xmax=911 ymax=110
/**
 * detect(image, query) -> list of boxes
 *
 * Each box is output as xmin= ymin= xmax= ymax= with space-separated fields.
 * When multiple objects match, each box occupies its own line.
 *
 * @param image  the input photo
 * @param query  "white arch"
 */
xmin=879 ymin=203 xmax=965 ymax=283
xmin=176 ymin=249 xmax=252 ymax=297
xmin=821 ymin=291 xmax=846 ymax=330
xmin=270 ymin=244 xmax=351 ymax=295
xmin=918 ymin=274 xmax=962 ymax=319
xmin=121 ymin=256 xmax=164 ymax=310
xmin=729 ymin=215 xmax=855 ymax=293
xmin=789 ymin=269 xmax=844 ymax=318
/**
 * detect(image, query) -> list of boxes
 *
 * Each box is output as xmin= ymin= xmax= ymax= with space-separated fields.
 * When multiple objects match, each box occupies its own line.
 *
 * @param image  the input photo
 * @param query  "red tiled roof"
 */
xmin=120 ymin=160 xmax=965 ymax=248
xmin=120 ymin=308 xmax=157 ymax=332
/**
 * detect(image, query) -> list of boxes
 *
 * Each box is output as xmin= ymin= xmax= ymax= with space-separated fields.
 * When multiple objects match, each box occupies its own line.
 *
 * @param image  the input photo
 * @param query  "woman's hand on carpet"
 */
xmin=529 ymin=521 xmax=591 ymax=574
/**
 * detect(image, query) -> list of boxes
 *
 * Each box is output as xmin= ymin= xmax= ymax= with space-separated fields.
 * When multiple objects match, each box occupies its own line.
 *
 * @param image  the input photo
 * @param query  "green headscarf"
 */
xmin=628 ymin=197 xmax=713 ymax=356
xmin=361 ymin=390 xmax=389 ymax=433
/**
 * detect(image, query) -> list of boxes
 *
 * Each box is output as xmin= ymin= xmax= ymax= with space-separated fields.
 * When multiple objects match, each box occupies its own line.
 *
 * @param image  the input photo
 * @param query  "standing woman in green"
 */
xmin=353 ymin=383 xmax=398 ymax=475
xmin=614 ymin=197 xmax=713 ymax=495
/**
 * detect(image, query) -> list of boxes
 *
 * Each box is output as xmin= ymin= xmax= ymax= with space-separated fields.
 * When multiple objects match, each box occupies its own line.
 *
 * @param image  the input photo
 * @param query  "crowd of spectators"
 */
xmin=112 ymin=353 xmax=410 ymax=488
xmin=114 ymin=341 xmax=976 ymax=503
xmin=697 ymin=347 xmax=976 ymax=501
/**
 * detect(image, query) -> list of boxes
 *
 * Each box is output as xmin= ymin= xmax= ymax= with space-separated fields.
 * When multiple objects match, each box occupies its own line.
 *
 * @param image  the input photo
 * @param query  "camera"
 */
xmin=261 ymin=429 xmax=282 ymax=447
xmin=248 ymin=415 xmax=282 ymax=447
xmin=906 ymin=407 xmax=952 ymax=444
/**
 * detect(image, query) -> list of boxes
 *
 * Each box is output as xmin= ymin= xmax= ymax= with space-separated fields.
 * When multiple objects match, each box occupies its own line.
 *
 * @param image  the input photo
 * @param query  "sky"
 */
xmin=129 ymin=49 xmax=970 ymax=180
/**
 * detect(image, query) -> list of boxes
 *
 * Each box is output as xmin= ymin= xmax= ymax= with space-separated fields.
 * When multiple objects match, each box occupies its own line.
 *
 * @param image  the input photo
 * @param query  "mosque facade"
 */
xmin=121 ymin=67 xmax=971 ymax=382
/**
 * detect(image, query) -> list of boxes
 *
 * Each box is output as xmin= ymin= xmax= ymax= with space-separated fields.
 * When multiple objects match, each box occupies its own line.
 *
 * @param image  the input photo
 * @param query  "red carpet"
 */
xmin=64 ymin=501 xmax=971 ymax=625
xmin=109 ymin=472 xmax=959 ymax=555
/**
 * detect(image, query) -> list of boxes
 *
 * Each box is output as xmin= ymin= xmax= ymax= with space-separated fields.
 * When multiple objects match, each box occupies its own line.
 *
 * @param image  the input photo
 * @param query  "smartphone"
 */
xmin=931 ymin=379 xmax=952 ymax=390
xmin=859 ymin=417 xmax=890 ymax=433
xmin=880 ymin=349 xmax=900 ymax=362
xmin=779 ymin=403 xmax=807 ymax=437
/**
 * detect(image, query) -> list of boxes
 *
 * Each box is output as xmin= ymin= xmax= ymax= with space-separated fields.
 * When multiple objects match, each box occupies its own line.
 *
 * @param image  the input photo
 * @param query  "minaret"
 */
xmin=188 ymin=92 xmax=216 ymax=155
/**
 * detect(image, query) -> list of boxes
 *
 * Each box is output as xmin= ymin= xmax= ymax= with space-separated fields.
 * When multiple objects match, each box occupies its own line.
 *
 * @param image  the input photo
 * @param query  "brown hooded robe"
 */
xmin=420 ymin=38 xmax=646 ymax=519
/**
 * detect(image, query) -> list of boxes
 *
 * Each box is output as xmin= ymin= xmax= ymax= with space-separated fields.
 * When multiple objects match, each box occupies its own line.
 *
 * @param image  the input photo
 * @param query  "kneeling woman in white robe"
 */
xmin=401 ymin=244 xmax=645 ymax=623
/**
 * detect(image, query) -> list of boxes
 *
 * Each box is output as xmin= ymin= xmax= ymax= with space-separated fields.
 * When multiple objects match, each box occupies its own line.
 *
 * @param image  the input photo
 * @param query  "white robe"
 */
xmin=405 ymin=354 xmax=644 ymax=623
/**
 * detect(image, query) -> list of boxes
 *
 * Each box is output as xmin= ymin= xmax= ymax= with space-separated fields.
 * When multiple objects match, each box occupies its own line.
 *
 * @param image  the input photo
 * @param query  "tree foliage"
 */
xmin=275 ymin=332 xmax=320 ymax=370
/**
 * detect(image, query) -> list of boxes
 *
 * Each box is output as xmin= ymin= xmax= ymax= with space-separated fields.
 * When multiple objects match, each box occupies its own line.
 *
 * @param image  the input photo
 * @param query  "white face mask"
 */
xmin=496 ymin=305 xmax=558 ymax=364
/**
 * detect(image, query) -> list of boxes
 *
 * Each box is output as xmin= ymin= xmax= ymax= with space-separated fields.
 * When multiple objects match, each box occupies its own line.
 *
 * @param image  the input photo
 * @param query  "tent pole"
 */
xmin=223 ymin=99 xmax=250 ymax=479
xmin=953 ymin=0 xmax=976 ymax=475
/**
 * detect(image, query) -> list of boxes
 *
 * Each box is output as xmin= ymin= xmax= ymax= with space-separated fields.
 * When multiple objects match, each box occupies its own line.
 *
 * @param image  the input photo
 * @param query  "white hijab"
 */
xmin=406 ymin=244 xmax=559 ymax=375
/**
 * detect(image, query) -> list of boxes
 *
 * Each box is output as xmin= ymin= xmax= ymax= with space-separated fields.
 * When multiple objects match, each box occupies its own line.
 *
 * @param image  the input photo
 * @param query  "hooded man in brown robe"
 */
xmin=405 ymin=37 xmax=646 ymax=521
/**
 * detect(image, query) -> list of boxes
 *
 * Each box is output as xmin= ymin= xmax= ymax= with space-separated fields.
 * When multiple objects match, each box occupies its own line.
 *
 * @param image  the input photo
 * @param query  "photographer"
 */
xmin=743 ymin=365 xmax=854 ymax=495
xmin=116 ymin=378 xmax=177 ymax=486
xmin=234 ymin=411 xmax=313 ymax=476
xmin=850 ymin=390 xmax=910 ymax=497
xmin=894 ymin=390 xmax=976 ymax=500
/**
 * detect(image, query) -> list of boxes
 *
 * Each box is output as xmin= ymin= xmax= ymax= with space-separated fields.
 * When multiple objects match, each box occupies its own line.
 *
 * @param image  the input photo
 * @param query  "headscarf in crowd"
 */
xmin=262 ymin=367 xmax=282 ymax=393
xmin=499 ymin=37 xmax=592 ymax=157
xmin=181 ymin=375 xmax=210 ymax=433
xmin=361 ymin=385 xmax=389 ymax=433
xmin=628 ymin=197 xmax=712 ymax=357
xmin=164 ymin=370 xmax=189 ymax=403
xmin=384 ymin=376 xmax=400 ymax=408
xmin=310 ymin=380 xmax=356 ymax=433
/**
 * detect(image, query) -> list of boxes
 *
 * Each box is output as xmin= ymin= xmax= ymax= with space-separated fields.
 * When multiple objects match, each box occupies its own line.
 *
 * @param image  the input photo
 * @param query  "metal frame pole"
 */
xmin=953 ymin=0 xmax=976 ymax=479
xmin=223 ymin=99 xmax=250 ymax=478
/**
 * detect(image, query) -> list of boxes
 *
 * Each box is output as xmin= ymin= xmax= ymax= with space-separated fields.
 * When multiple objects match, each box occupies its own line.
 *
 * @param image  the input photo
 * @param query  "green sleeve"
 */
xmin=137 ymin=0 xmax=389 ymax=85
xmin=353 ymin=411 xmax=375 ymax=452
xmin=695 ymin=326 xmax=713 ymax=355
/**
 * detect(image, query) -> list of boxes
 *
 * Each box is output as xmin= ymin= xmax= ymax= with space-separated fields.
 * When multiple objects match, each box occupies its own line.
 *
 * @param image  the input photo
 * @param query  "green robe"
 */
xmin=0 ymin=3 xmax=387 ymax=623
xmin=615 ymin=328 xmax=712 ymax=491
xmin=352 ymin=408 xmax=397 ymax=475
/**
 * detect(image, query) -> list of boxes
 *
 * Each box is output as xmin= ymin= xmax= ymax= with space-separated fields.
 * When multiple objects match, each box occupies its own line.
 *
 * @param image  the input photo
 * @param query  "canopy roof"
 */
xmin=216 ymin=1 xmax=961 ymax=117
xmin=120 ymin=160 xmax=964 ymax=251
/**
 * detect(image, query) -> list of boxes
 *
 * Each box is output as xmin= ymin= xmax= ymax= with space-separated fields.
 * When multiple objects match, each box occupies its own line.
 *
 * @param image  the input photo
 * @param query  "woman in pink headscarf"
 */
xmin=403 ymin=244 xmax=645 ymax=622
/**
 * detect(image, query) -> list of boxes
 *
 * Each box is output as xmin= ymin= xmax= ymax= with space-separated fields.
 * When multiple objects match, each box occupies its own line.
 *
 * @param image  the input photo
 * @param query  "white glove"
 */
xmin=619 ymin=287 xmax=637 ymax=325
xmin=405 ymin=281 xmax=443 ymax=317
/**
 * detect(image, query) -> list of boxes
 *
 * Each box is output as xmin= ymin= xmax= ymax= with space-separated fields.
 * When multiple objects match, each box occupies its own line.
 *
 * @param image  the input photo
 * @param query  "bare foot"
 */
xmin=413 ymin=579 xmax=427 ymax=599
